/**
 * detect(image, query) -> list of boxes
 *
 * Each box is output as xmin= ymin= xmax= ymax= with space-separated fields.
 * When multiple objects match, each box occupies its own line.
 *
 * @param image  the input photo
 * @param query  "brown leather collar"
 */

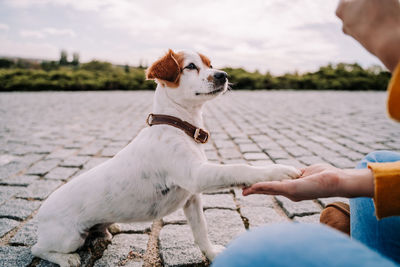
xmin=146 ymin=113 xmax=209 ymax=144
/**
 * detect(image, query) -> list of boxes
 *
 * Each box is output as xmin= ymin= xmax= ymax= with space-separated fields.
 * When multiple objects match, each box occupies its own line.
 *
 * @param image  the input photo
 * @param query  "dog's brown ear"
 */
xmin=146 ymin=49 xmax=181 ymax=85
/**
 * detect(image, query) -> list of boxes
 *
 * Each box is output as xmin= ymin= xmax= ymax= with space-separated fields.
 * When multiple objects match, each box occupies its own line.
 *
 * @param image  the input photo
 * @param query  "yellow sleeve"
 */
xmin=387 ymin=62 xmax=400 ymax=122
xmin=368 ymin=162 xmax=400 ymax=219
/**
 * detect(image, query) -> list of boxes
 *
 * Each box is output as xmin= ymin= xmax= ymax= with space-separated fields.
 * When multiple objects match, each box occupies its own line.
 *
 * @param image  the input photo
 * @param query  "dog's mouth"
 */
xmin=195 ymin=86 xmax=225 ymax=96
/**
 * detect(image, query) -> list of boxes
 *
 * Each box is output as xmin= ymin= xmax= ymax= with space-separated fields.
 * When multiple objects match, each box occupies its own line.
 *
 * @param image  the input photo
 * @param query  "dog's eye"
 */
xmin=210 ymin=65 xmax=213 ymax=69
xmin=185 ymin=63 xmax=197 ymax=70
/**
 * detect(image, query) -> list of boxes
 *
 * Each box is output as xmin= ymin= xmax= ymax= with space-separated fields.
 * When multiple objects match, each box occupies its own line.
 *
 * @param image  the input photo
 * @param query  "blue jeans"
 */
xmin=213 ymin=151 xmax=400 ymax=267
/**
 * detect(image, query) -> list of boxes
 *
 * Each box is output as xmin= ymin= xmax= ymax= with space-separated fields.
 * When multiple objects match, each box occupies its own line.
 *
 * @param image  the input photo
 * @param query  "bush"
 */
xmin=0 ymin=57 xmax=390 ymax=91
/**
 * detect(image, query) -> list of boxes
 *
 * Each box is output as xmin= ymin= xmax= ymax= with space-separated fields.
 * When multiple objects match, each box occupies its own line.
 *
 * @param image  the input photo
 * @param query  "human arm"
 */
xmin=242 ymin=162 xmax=400 ymax=219
xmin=242 ymin=164 xmax=374 ymax=201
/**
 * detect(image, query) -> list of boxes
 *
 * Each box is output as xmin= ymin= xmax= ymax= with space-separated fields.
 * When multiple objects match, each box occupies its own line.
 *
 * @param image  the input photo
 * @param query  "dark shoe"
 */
xmin=320 ymin=202 xmax=350 ymax=235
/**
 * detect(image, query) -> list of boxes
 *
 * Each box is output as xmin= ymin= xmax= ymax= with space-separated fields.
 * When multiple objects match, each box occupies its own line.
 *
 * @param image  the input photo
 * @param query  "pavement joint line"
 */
xmin=231 ymin=190 xmax=250 ymax=230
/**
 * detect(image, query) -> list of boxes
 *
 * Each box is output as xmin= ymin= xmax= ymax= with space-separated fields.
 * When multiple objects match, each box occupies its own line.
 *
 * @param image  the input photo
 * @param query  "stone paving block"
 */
xmin=284 ymin=146 xmax=313 ymax=157
xmin=82 ymin=157 xmax=109 ymax=171
xmin=205 ymin=150 xmax=219 ymax=161
xmin=159 ymin=224 xmax=205 ymax=266
xmin=100 ymin=146 xmax=122 ymax=157
xmin=17 ymin=179 xmax=62 ymax=200
xmin=205 ymin=209 xmax=246 ymax=246
xmin=94 ymin=233 xmax=148 ymax=267
xmin=274 ymin=158 xmax=305 ymax=168
xmin=0 ymin=198 xmax=41 ymax=221
xmin=211 ymin=133 xmax=230 ymax=141
xmin=44 ymin=167 xmax=79 ymax=180
xmin=0 ymin=246 xmax=35 ymax=266
xmin=326 ymin=157 xmax=356 ymax=168
xmin=107 ymin=140 xmax=129 ymax=149
xmin=318 ymin=197 xmax=350 ymax=208
xmin=46 ymin=148 xmax=78 ymax=159
xmin=0 ymin=186 xmax=23 ymax=205
xmin=263 ymin=149 xmax=290 ymax=160
xmin=238 ymin=143 xmax=261 ymax=153
xmin=26 ymin=159 xmax=60 ymax=176
xmin=341 ymin=150 xmax=364 ymax=162
xmin=235 ymin=189 xmax=275 ymax=208
xmin=60 ymin=156 xmax=91 ymax=168
xmin=275 ymin=138 xmax=298 ymax=148
xmin=0 ymin=218 xmax=20 ymax=237
xmin=214 ymin=140 xmax=236 ymax=149
xmin=241 ymin=206 xmax=288 ymax=228
xmin=33 ymin=144 xmax=57 ymax=155
xmin=293 ymin=214 xmax=321 ymax=223
xmin=243 ymin=152 xmax=269 ymax=161
xmin=78 ymin=144 xmax=105 ymax=156
xmin=203 ymin=142 xmax=215 ymax=151
xmin=233 ymin=137 xmax=253 ymax=144
xmin=10 ymin=145 xmax=38 ymax=156
xmin=218 ymin=148 xmax=242 ymax=159
xmin=0 ymin=174 xmax=38 ymax=187
xmin=256 ymin=141 xmax=281 ymax=150
xmin=9 ymin=217 xmax=38 ymax=245
xmin=275 ymin=196 xmax=321 ymax=218
xmin=163 ymin=209 xmax=187 ymax=224
xmin=201 ymin=194 xmax=236 ymax=210
xmin=0 ymin=161 xmax=25 ymax=179
xmin=297 ymin=156 xmax=324 ymax=165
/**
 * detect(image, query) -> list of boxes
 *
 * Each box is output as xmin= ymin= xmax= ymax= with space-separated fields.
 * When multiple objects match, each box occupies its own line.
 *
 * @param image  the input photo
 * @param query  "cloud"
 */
xmin=0 ymin=37 xmax=59 ymax=59
xmin=0 ymin=23 xmax=9 ymax=31
xmin=2 ymin=0 xmax=383 ymax=73
xmin=20 ymin=27 xmax=76 ymax=39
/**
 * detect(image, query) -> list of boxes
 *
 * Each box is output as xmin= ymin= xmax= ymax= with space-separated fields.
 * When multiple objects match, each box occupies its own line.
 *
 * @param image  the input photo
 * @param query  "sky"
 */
xmin=0 ymin=0 xmax=384 ymax=74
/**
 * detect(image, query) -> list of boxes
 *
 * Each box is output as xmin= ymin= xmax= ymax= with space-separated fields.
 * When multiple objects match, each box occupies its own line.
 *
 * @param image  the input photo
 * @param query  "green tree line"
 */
xmin=0 ymin=55 xmax=391 ymax=91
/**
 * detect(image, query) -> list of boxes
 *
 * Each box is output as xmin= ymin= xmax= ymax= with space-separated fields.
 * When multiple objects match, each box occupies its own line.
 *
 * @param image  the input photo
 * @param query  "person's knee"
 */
xmin=357 ymin=150 xmax=400 ymax=169
xmin=212 ymin=223 xmax=342 ymax=267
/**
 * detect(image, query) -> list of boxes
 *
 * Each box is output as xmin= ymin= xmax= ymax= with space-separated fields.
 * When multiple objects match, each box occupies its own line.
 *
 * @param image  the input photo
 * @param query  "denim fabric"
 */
xmin=351 ymin=150 xmax=400 ymax=263
xmin=212 ymin=223 xmax=397 ymax=267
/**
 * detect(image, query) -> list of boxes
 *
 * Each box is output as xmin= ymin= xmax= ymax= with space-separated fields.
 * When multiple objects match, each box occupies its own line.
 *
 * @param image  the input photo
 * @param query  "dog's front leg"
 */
xmin=183 ymin=194 xmax=224 ymax=261
xmin=181 ymin=162 xmax=301 ymax=193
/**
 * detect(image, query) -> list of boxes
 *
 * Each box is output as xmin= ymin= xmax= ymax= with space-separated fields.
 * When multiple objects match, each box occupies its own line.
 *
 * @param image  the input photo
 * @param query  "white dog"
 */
xmin=31 ymin=49 xmax=301 ymax=266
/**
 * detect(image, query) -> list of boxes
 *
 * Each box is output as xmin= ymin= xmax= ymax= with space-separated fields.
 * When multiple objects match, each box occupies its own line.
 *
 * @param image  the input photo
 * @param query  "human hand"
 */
xmin=336 ymin=0 xmax=400 ymax=71
xmin=242 ymin=163 xmax=374 ymax=201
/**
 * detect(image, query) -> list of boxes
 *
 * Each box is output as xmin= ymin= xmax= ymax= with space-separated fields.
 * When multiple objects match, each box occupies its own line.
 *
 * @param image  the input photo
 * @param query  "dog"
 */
xmin=31 ymin=49 xmax=301 ymax=266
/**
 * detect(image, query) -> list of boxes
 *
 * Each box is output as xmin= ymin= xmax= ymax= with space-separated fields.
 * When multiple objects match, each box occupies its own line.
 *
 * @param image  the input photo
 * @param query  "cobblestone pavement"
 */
xmin=0 ymin=91 xmax=399 ymax=266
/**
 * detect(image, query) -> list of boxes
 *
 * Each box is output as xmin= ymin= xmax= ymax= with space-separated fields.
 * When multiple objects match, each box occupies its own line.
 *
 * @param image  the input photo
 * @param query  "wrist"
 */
xmin=371 ymin=22 xmax=400 ymax=72
xmin=339 ymin=168 xmax=374 ymax=198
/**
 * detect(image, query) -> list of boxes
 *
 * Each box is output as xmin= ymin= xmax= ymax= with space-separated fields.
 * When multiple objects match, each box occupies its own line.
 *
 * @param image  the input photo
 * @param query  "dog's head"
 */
xmin=146 ymin=49 xmax=228 ymax=104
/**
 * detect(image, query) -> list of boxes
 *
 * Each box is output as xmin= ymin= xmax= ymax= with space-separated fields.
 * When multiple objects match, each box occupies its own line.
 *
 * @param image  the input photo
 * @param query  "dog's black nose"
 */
xmin=214 ymin=72 xmax=227 ymax=82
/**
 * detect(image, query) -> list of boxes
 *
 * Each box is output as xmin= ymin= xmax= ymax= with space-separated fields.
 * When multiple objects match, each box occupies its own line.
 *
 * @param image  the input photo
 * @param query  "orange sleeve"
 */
xmin=368 ymin=161 xmax=400 ymax=219
xmin=387 ymin=62 xmax=400 ymax=122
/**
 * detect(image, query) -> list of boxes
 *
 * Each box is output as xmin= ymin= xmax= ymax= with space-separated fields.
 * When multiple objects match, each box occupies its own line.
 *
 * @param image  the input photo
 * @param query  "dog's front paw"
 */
xmin=205 ymin=244 xmax=225 ymax=261
xmin=271 ymin=164 xmax=302 ymax=180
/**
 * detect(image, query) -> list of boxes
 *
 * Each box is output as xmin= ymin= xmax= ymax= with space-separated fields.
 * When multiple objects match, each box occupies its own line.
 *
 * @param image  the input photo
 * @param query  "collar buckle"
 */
xmin=146 ymin=113 xmax=154 ymax=126
xmin=194 ymin=128 xmax=209 ymax=144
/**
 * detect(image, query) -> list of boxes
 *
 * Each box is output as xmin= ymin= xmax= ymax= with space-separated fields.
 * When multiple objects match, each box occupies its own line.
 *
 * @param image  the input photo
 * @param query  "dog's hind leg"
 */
xmin=89 ymin=223 xmax=113 ymax=241
xmin=31 ymin=245 xmax=81 ymax=267
xmin=32 ymin=223 xmax=85 ymax=267
xmin=183 ymin=194 xmax=225 ymax=261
